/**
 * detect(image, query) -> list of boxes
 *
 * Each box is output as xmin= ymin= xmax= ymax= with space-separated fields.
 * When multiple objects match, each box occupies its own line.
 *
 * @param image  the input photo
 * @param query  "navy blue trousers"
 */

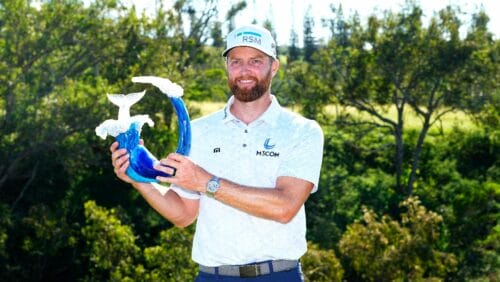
xmin=195 ymin=264 xmax=304 ymax=282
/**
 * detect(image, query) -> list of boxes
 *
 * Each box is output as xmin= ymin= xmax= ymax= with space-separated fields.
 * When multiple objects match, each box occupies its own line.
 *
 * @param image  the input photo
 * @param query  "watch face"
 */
xmin=207 ymin=177 xmax=220 ymax=195
xmin=208 ymin=180 xmax=219 ymax=192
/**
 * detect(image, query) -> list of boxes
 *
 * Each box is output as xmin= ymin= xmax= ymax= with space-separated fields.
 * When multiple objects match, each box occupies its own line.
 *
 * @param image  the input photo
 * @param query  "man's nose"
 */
xmin=239 ymin=62 xmax=253 ymax=74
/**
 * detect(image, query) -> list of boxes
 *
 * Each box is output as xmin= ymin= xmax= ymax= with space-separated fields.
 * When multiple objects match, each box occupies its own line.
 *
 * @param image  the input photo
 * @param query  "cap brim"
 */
xmin=222 ymin=47 xmax=233 ymax=57
xmin=221 ymin=44 xmax=275 ymax=59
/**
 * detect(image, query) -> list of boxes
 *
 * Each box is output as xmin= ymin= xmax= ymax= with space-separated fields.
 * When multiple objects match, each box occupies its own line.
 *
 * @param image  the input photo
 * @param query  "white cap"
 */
xmin=222 ymin=25 xmax=277 ymax=59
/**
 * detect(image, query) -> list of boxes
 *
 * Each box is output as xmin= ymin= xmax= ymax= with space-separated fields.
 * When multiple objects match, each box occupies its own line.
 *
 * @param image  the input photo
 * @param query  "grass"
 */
xmin=187 ymin=101 xmax=224 ymax=118
xmin=187 ymin=101 xmax=476 ymax=133
xmin=324 ymin=104 xmax=475 ymax=133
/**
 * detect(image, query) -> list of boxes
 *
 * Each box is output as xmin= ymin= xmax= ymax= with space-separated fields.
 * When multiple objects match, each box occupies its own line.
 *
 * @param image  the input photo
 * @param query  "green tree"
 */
xmin=0 ymin=204 xmax=11 ymax=268
xmin=414 ymin=129 xmax=499 ymax=279
xmin=224 ymin=0 xmax=246 ymax=33
xmin=82 ymin=200 xmax=196 ymax=281
xmin=339 ymin=197 xmax=457 ymax=281
xmin=0 ymin=0 xmax=132 ymax=205
xmin=0 ymin=0 xmax=209 ymax=279
xmin=142 ymin=227 xmax=197 ymax=281
xmin=302 ymin=242 xmax=344 ymax=282
xmin=0 ymin=1 xmax=135 ymax=277
xmin=82 ymin=201 xmax=141 ymax=280
xmin=210 ymin=21 xmax=224 ymax=48
xmin=317 ymin=2 xmax=498 ymax=196
xmin=287 ymin=29 xmax=301 ymax=63
xmin=278 ymin=59 xmax=330 ymax=120
xmin=0 ymin=0 xmax=497 ymax=280
xmin=303 ymin=6 xmax=317 ymax=63
xmin=325 ymin=4 xmax=351 ymax=49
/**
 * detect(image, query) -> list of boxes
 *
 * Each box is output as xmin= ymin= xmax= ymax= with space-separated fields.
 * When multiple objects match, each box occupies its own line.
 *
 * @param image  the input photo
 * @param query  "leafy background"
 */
xmin=0 ymin=0 xmax=498 ymax=281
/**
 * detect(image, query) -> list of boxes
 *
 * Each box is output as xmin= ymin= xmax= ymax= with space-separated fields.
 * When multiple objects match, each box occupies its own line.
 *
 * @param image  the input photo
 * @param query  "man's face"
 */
xmin=226 ymin=47 xmax=278 ymax=102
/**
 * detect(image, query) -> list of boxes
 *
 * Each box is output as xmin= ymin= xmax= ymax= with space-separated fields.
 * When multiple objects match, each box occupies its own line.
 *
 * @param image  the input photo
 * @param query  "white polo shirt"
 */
xmin=171 ymin=94 xmax=324 ymax=267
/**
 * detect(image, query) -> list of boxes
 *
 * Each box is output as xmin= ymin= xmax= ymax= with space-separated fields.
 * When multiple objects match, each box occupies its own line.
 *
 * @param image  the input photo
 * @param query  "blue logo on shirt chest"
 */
xmin=263 ymin=138 xmax=275 ymax=149
xmin=257 ymin=138 xmax=279 ymax=157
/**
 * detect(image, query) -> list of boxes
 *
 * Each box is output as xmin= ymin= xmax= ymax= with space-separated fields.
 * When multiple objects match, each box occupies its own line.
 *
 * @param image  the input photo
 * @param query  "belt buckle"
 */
xmin=239 ymin=264 xmax=261 ymax=278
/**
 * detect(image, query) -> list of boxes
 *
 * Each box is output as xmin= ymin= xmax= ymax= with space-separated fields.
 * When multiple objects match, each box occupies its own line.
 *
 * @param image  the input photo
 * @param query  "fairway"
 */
xmin=324 ymin=105 xmax=476 ymax=132
xmin=189 ymin=101 xmax=475 ymax=133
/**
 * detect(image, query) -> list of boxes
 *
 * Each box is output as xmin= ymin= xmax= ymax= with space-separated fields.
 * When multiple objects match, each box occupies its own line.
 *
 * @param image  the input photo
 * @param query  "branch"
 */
xmin=407 ymin=77 xmax=442 ymax=117
xmin=389 ymin=75 xmax=406 ymax=109
xmin=0 ymin=150 xmax=32 ymax=191
xmin=336 ymin=117 xmax=394 ymax=132
xmin=10 ymin=161 xmax=39 ymax=212
xmin=189 ymin=0 xmax=217 ymax=43
xmin=0 ymin=136 xmax=63 ymax=192
xmin=429 ymin=107 xmax=456 ymax=127
xmin=349 ymin=99 xmax=397 ymax=128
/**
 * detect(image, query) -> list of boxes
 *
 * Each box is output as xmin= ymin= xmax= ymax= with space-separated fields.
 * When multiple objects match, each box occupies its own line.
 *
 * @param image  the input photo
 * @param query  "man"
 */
xmin=110 ymin=24 xmax=324 ymax=281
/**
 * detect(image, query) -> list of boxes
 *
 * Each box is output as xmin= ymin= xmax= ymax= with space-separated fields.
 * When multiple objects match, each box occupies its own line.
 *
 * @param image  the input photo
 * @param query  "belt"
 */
xmin=199 ymin=259 xmax=298 ymax=278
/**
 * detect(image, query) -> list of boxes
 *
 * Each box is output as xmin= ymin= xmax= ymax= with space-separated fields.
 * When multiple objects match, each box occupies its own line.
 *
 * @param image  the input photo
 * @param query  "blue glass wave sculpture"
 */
xmin=95 ymin=76 xmax=191 ymax=183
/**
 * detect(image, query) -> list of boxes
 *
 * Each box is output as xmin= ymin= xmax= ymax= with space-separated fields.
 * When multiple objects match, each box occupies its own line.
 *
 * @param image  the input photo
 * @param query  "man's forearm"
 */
xmin=134 ymin=182 xmax=198 ymax=227
xmin=212 ymin=176 xmax=313 ymax=224
xmin=154 ymin=153 xmax=313 ymax=224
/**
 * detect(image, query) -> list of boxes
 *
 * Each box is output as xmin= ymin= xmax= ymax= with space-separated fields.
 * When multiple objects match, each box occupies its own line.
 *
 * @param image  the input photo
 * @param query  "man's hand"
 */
xmin=154 ymin=153 xmax=211 ymax=192
xmin=110 ymin=143 xmax=200 ymax=227
xmin=110 ymin=141 xmax=137 ymax=184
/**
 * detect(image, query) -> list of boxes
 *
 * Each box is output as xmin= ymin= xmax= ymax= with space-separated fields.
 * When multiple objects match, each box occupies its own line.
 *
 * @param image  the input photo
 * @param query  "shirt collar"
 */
xmin=222 ymin=94 xmax=281 ymax=128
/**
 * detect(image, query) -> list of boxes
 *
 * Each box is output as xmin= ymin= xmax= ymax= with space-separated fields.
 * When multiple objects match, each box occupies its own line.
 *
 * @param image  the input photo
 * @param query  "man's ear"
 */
xmin=271 ymin=59 xmax=280 ymax=76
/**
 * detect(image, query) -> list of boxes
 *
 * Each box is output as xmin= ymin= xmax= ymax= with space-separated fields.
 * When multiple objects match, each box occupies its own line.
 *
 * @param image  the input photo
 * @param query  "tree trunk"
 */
xmin=407 ymin=118 xmax=430 ymax=195
xmin=394 ymin=92 xmax=406 ymax=196
xmin=394 ymin=122 xmax=405 ymax=195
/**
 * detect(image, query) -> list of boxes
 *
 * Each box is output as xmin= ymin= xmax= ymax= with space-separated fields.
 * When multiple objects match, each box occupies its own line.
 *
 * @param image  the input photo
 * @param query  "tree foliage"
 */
xmin=301 ymin=242 xmax=344 ymax=282
xmin=82 ymin=201 xmax=141 ymax=280
xmin=82 ymin=200 xmax=196 ymax=281
xmin=302 ymin=6 xmax=317 ymax=63
xmin=309 ymin=2 xmax=499 ymax=196
xmin=0 ymin=0 xmax=497 ymax=281
xmin=339 ymin=197 xmax=457 ymax=281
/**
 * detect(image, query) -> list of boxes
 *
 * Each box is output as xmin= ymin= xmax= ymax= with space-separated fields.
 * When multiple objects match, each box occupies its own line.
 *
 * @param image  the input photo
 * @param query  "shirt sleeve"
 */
xmin=276 ymin=121 xmax=324 ymax=193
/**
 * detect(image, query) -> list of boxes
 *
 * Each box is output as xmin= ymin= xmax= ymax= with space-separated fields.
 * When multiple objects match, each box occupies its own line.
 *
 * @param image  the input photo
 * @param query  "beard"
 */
xmin=228 ymin=68 xmax=273 ymax=102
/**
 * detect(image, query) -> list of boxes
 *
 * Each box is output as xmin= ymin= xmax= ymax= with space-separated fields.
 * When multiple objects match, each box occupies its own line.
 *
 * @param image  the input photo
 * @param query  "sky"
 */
xmin=124 ymin=0 xmax=499 ymax=45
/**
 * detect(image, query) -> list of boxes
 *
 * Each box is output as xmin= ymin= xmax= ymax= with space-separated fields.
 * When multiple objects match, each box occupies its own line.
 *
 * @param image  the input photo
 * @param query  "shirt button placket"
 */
xmin=242 ymin=128 xmax=249 ymax=148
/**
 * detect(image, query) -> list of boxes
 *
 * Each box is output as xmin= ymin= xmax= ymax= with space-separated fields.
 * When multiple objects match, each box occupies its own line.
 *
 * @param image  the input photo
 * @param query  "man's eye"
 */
xmin=251 ymin=59 xmax=262 ymax=65
xmin=230 ymin=60 xmax=241 ymax=66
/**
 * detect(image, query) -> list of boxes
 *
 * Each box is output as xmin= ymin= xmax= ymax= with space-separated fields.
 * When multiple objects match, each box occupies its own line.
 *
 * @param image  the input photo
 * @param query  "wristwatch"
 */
xmin=206 ymin=176 xmax=220 ymax=198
